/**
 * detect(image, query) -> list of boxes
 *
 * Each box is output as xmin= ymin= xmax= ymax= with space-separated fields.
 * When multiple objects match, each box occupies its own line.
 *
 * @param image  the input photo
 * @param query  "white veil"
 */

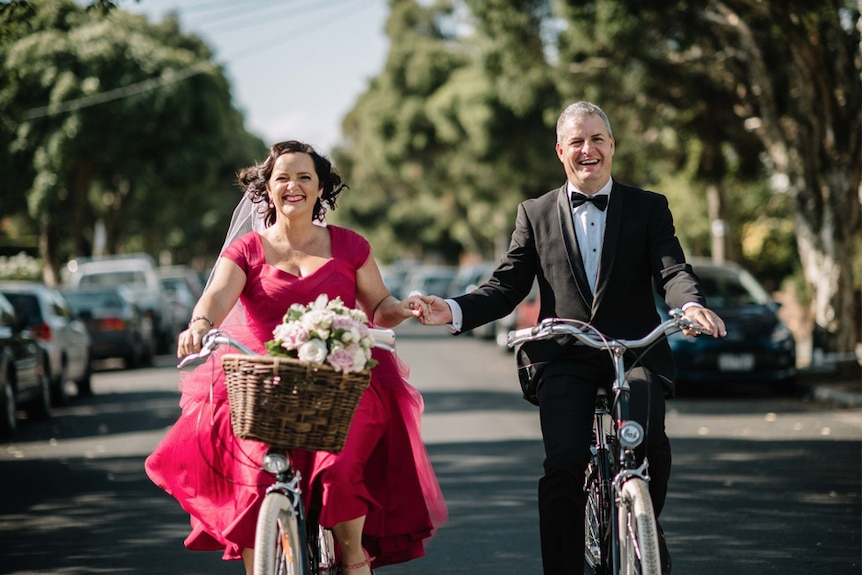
xmin=204 ymin=193 xmax=267 ymax=291
xmin=221 ymin=193 xmax=268 ymax=254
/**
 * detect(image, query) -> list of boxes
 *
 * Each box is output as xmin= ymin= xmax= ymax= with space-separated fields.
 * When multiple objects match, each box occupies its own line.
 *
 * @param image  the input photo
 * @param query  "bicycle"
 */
xmin=507 ymin=309 xmax=703 ymax=575
xmin=179 ymin=327 xmax=397 ymax=575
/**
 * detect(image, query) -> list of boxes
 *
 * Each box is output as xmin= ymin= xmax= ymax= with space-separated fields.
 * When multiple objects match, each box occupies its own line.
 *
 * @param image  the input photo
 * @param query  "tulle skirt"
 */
xmin=145 ymin=306 xmax=448 ymax=567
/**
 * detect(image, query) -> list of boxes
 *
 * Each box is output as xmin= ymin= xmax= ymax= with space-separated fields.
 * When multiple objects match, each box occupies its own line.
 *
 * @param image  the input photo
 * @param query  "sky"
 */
xmin=123 ymin=0 xmax=389 ymax=153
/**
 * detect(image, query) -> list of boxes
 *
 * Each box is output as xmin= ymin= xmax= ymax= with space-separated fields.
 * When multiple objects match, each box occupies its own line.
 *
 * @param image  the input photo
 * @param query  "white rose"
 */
xmin=351 ymin=345 xmax=369 ymax=372
xmin=297 ymin=339 xmax=328 ymax=364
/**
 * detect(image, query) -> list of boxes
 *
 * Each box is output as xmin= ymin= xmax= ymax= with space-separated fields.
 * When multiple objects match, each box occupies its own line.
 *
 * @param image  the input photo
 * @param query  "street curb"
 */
xmin=809 ymin=384 xmax=862 ymax=408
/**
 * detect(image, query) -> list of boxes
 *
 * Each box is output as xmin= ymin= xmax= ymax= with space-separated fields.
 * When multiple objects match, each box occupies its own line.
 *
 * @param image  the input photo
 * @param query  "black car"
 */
xmin=0 ymin=292 xmax=51 ymax=440
xmin=62 ymin=286 xmax=154 ymax=368
xmin=656 ymin=259 xmax=797 ymax=390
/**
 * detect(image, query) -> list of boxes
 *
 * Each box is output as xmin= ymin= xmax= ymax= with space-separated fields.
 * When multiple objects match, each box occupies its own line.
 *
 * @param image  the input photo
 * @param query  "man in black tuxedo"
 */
xmin=418 ymin=101 xmax=726 ymax=574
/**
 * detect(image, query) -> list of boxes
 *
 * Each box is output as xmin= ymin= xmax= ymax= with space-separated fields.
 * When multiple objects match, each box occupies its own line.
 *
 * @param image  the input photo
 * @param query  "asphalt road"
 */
xmin=1 ymin=324 xmax=860 ymax=575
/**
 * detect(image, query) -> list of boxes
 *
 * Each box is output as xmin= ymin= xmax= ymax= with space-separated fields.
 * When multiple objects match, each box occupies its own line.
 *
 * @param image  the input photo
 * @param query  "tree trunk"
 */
xmin=795 ymin=169 xmax=860 ymax=360
xmin=39 ymin=214 xmax=60 ymax=288
xmin=715 ymin=1 xmax=861 ymax=357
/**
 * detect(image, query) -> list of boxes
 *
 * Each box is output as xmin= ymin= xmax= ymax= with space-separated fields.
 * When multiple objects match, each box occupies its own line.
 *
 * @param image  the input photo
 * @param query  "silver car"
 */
xmin=0 ymin=281 xmax=92 ymax=401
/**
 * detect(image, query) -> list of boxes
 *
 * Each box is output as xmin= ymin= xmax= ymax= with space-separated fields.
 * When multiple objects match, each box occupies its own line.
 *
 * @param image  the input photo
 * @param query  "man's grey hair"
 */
xmin=556 ymin=101 xmax=614 ymax=142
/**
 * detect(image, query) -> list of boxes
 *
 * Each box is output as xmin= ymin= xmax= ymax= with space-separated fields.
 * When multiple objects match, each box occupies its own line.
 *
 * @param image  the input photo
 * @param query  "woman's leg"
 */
xmin=241 ymin=547 xmax=253 ymax=574
xmin=333 ymin=515 xmax=372 ymax=573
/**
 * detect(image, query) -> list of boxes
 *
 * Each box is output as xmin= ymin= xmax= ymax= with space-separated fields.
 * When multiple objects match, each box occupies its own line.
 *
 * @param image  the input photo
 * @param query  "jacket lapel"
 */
xmin=556 ymin=186 xmax=594 ymax=307
xmin=591 ymin=181 xmax=622 ymax=312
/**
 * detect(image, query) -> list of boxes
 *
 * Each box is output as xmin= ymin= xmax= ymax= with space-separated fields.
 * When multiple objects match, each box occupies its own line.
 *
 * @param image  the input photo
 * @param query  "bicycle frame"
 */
xmin=584 ymin=344 xmax=652 ymax=575
xmin=508 ymin=310 xmax=700 ymax=575
xmin=179 ymin=327 xmax=397 ymax=575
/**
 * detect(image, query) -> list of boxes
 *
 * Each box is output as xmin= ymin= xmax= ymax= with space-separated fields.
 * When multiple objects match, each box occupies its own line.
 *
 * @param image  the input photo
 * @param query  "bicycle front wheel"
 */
xmin=617 ymin=479 xmax=662 ymax=575
xmin=255 ymin=492 xmax=306 ymax=575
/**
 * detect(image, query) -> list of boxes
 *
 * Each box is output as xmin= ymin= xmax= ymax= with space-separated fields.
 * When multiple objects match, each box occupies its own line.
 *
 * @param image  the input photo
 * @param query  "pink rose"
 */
xmin=273 ymin=322 xmax=309 ymax=351
xmin=327 ymin=346 xmax=357 ymax=373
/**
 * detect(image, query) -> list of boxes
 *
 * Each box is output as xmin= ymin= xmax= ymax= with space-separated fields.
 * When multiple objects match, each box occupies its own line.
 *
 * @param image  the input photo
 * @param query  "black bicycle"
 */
xmin=507 ymin=309 xmax=702 ymax=575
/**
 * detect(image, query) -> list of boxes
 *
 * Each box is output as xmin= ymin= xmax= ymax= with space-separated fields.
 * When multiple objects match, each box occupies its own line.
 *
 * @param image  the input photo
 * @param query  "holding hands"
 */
xmin=404 ymin=294 xmax=451 ymax=326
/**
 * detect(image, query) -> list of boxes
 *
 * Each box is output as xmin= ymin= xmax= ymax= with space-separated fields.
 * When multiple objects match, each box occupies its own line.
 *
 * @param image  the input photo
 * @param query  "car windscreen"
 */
xmin=64 ymin=291 xmax=125 ymax=310
xmin=696 ymin=268 xmax=770 ymax=307
xmin=78 ymin=271 xmax=147 ymax=288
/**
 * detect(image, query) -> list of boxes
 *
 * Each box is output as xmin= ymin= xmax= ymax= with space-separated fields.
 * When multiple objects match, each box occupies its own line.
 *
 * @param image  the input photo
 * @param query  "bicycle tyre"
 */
xmin=255 ymin=492 xmax=305 ymax=575
xmin=617 ymin=479 xmax=662 ymax=575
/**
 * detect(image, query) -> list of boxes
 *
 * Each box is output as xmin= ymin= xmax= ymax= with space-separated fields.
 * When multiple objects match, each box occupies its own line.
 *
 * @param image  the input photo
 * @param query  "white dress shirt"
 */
xmin=570 ymin=179 xmax=613 ymax=294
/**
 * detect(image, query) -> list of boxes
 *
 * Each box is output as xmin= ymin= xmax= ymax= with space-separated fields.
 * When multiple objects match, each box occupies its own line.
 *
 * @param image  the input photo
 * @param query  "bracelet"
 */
xmin=188 ymin=315 xmax=214 ymax=329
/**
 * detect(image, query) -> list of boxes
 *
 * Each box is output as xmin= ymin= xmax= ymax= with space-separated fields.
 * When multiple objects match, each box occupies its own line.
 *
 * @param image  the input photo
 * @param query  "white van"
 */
xmin=65 ymin=254 xmax=169 ymax=356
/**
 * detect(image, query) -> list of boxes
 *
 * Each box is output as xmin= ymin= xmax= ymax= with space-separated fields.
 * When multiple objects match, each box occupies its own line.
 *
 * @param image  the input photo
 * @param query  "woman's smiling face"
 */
xmin=555 ymin=114 xmax=615 ymax=195
xmin=267 ymin=152 xmax=322 ymax=220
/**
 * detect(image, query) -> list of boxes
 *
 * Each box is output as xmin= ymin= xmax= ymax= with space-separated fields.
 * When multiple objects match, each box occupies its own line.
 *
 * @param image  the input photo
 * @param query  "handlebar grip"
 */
xmin=178 ymin=352 xmax=209 ymax=370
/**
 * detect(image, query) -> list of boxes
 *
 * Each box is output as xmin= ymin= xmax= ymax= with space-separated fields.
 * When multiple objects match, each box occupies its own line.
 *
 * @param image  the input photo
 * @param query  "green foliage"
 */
xmin=0 ymin=252 xmax=42 ymax=281
xmin=0 ymin=0 xmax=266 ymax=279
xmin=335 ymin=0 xmax=561 ymax=263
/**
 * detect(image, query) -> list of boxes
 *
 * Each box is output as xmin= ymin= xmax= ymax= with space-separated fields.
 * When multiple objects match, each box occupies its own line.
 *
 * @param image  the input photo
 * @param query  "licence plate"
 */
xmin=717 ymin=353 xmax=755 ymax=371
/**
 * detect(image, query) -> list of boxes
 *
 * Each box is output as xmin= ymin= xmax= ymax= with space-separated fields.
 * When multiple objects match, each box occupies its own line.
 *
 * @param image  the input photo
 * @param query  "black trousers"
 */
xmin=536 ymin=358 xmax=672 ymax=575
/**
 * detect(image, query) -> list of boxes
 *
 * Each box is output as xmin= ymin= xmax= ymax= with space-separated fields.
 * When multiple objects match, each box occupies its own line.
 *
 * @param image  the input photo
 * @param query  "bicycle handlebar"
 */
xmin=177 ymin=327 xmax=398 ymax=370
xmin=506 ymin=308 xmax=704 ymax=352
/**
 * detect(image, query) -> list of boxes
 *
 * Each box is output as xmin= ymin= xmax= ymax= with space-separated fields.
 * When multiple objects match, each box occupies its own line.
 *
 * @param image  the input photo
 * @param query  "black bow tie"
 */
xmin=571 ymin=193 xmax=608 ymax=211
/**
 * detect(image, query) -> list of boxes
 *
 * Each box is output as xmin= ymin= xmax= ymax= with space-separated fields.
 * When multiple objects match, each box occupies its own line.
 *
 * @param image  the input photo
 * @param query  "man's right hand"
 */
xmin=415 ymin=295 xmax=454 ymax=326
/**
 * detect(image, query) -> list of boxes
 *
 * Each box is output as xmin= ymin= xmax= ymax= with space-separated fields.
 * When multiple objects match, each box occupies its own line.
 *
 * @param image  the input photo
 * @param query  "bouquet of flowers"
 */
xmin=265 ymin=294 xmax=378 ymax=374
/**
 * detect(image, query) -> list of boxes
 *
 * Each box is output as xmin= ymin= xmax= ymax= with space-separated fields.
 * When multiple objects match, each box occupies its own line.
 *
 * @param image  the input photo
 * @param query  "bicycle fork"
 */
xmin=262 ymin=449 xmax=310 ymax=571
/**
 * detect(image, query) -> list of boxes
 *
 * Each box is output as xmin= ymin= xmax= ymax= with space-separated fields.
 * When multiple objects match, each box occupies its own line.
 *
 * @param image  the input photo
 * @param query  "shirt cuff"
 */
xmin=444 ymin=298 xmax=462 ymax=333
xmin=682 ymin=302 xmax=704 ymax=311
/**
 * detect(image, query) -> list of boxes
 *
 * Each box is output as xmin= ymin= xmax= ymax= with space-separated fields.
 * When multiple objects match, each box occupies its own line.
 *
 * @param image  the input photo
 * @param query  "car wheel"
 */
xmin=0 ymin=370 xmax=16 ymax=440
xmin=76 ymin=354 xmax=93 ymax=396
xmin=771 ymin=374 xmax=799 ymax=396
xmin=50 ymin=360 xmax=70 ymax=406
xmin=125 ymin=336 xmax=142 ymax=369
xmin=26 ymin=366 xmax=51 ymax=421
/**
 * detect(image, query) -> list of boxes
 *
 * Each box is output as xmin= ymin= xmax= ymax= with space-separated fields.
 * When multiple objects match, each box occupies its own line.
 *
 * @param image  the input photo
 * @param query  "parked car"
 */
xmin=0 ymin=281 xmax=92 ymax=401
xmin=0 ymin=292 xmax=50 ymax=440
xmin=401 ymin=265 xmax=459 ymax=299
xmin=64 ymin=253 xmax=172 ymax=354
xmin=379 ymin=261 xmax=411 ymax=300
xmin=656 ymin=259 xmax=797 ymax=390
xmin=450 ymin=262 xmax=500 ymax=339
xmin=157 ymin=265 xmax=204 ymax=346
xmin=495 ymin=280 xmax=540 ymax=350
xmin=61 ymin=286 xmax=154 ymax=368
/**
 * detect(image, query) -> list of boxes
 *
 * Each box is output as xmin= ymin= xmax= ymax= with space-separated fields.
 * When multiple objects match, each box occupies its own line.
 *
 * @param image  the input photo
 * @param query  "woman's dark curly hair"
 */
xmin=236 ymin=140 xmax=347 ymax=226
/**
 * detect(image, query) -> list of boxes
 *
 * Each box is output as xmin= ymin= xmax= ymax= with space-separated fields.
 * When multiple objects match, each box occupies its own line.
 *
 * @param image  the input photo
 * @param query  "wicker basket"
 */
xmin=221 ymin=354 xmax=371 ymax=453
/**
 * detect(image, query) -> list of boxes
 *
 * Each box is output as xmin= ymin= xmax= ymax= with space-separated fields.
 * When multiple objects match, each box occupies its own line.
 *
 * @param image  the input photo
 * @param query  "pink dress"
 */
xmin=145 ymin=226 xmax=448 ymax=567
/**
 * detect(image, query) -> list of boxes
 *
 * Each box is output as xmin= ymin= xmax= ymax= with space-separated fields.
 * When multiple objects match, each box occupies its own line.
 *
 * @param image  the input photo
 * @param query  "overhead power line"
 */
xmin=20 ymin=0 xmax=368 ymax=122
xmin=22 ymin=61 xmax=216 ymax=121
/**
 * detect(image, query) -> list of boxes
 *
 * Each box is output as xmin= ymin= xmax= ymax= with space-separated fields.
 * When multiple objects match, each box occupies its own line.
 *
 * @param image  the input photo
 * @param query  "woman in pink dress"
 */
xmin=145 ymin=141 xmax=447 ymax=575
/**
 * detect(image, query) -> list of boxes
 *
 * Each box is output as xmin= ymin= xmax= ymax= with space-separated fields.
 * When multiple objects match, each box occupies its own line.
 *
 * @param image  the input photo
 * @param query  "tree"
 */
xmin=335 ymin=0 xmax=561 ymax=263
xmin=551 ymin=0 xmax=861 ymax=355
xmin=0 ymin=0 xmax=266 ymax=283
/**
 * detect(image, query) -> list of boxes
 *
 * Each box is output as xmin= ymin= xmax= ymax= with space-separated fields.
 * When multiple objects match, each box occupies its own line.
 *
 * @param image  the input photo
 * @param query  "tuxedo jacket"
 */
xmin=453 ymin=181 xmax=705 ymax=395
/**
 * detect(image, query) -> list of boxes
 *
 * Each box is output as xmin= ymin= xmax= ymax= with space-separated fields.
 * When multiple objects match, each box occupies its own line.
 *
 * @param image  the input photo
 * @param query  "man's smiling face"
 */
xmin=555 ymin=114 xmax=615 ymax=195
